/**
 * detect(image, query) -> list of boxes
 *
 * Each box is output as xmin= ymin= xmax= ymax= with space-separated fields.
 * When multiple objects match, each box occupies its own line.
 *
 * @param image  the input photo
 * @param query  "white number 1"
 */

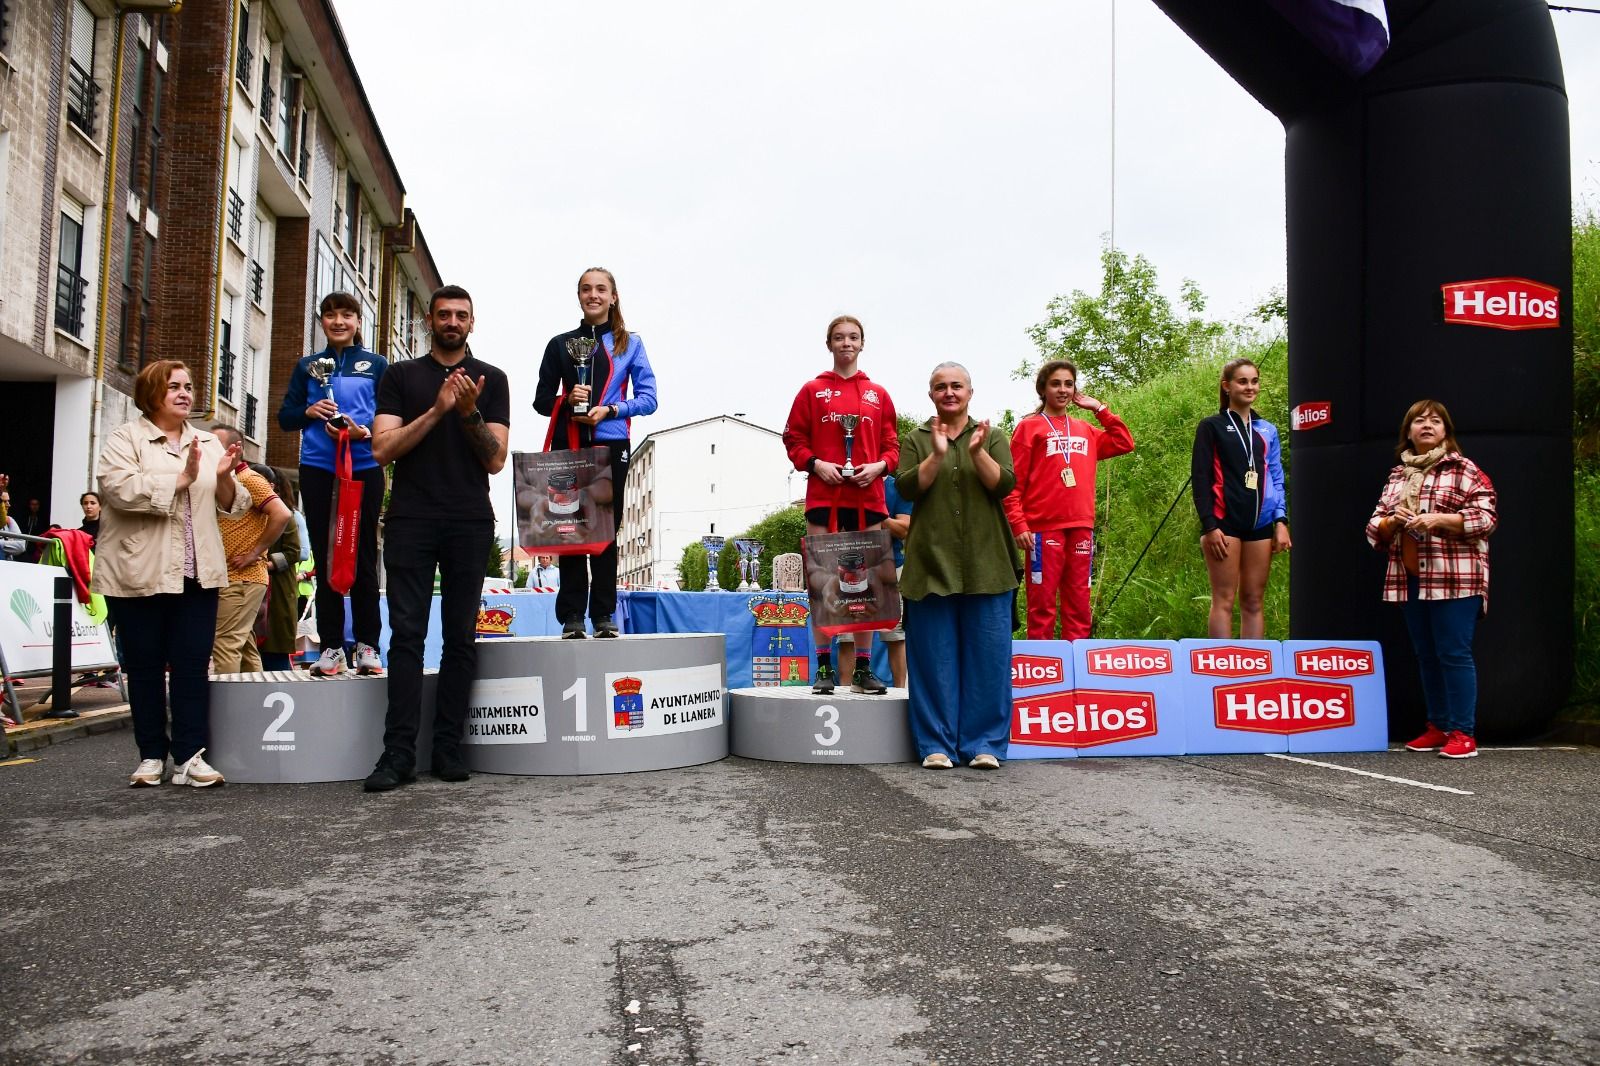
xmin=262 ymin=692 xmax=296 ymax=743
xmin=814 ymin=704 xmax=841 ymax=747
xmin=564 ymin=677 xmax=588 ymax=733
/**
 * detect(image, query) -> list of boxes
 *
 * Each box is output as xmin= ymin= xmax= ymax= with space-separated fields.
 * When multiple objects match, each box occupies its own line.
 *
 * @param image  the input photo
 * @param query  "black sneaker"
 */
xmin=813 ymin=664 xmax=837 ymax=695
xmin=363 ymin=755 xmax=416 ymax=793
xmin=562 ymin=618 xmax=588 ymax=640
xmin=851 ymin=665 xmax=889 ymax=695
xmin=593 ymin=616 xmax=620 ymax=638
xmin=431 ymin=748 xmax=471 ymax=783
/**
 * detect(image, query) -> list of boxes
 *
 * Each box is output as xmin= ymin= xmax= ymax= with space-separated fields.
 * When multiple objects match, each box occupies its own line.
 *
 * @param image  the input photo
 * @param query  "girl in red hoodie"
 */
xmin=1004 ymin=360 xmax=1134 ymax=639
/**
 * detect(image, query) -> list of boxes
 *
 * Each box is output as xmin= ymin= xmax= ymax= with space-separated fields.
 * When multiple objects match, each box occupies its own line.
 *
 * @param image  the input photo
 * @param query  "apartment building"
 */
xmin=618 ymin=416 xmax=807 ymax=590
xmin=0 ymin=0 xmax=441 ymax=526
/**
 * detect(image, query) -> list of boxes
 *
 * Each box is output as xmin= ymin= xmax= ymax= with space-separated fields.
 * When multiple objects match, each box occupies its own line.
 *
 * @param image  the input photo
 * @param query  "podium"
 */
xmin=729 ymin=687 xmax=915 ymax=764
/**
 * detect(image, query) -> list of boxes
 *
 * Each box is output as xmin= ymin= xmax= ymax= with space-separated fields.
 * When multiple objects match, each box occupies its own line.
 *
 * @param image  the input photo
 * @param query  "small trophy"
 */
xmin=838 ymin=414 xmax=860 ymax=478
xmin=565 ymin=337 xmax=597 ymax=415
xmin=307 ymin=356 xmax=348 ymax=429
xmin=734 ymin=539 xmax=764 ymax=591
xmin=701 ymin=535 xmax=726 ymax=591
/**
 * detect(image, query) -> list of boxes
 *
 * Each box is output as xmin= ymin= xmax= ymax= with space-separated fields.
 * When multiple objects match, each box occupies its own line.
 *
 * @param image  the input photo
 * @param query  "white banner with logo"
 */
xmin=0 ymin=564 xmax=116 ymax=676
xmin=604 ymin=664 xmax=723 ymax=740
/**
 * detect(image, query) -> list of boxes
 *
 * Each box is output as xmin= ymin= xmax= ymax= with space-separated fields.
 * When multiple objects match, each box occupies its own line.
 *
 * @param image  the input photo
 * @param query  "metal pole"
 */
xmin=45 ymin=576 xmax=77 ymax=719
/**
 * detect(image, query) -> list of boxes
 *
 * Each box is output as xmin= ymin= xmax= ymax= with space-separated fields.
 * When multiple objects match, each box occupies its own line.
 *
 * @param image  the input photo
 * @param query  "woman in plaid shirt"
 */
xmin=1366 ymin=399 xmax=1498 ymax=759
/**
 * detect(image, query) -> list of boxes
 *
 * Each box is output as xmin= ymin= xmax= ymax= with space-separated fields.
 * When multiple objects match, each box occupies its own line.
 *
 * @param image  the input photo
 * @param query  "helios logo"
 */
xmin=1214 ymin=678 xmax=1353 ymax=734
xmin=1010 ymin=689 xmax=1157 ymax=748
xmin=1189 ymin=646 xmax=1273 ymax=678
xmin=1294 ymin=647 xmax=1374 ymax=679
xmin=1291 ymin=402 xmax=1332 ymax=431
xmin=1086 ymin=645 xmax=1172 ymax=677
xmin=1441 ymin=277 xmax=1559 ymax=331
xmin=1011 ymin=654 xmax=1064 ymax=688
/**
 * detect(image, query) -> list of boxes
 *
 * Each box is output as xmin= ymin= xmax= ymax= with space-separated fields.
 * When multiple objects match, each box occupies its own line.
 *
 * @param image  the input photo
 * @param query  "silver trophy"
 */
xmin=734 ymin=539 xmax=764 ymax=591
xmin=307 ymin=356 xmax=348 ymax=429
xmin=701 ymin=535 xmax=726 ymax=591
xmin=565 ymin=337 xmax=597 ymax=415
xmin=838 ymin=413 xmax=860 ymax=478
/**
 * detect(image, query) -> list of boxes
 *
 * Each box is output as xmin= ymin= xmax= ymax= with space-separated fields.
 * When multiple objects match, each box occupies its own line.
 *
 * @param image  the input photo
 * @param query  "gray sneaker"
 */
xmin=352 ymin=642 xmax=384 ymax=676
xmin=310 ymin=647 xmax=347 ymax=678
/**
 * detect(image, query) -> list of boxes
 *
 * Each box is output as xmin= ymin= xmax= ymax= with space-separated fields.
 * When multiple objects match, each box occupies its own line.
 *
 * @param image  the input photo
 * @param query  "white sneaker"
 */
xmin=129 ymin=758 xmax=165 ymax=787
xmin=921 ymin=753 xmax=954 ymax=769
xmin=171 ymin=748 xmax=225 ymax=788
xmin=352 ymin=642 xmax=384 ymax=676
xmin=309 ymin=647 xmax=347 ymax=678
xmin=968 ymin=753 xmax=1001 ymax=770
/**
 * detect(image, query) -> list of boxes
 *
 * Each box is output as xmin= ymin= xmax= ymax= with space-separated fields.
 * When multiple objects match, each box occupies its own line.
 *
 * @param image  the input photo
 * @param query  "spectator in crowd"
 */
xmin=255 ymin=466 xmax=304 ymax=672
xmin=208 ymin=427 xmax=290 ymax=674
xmin=1 ymin=488 xmax=23 ymax=562
xmin=534 ymin=267 xmax=657 ymax=638
xmin=79 ymin=491 xmax=102 ymax=543
xmin=532 ymin=553 xmax=561 ymax=590
xmin=895 ymin=362 xmax=1020 ymax=770
xmin=880 ymin=473 xmax=912 ymax=688
xmin=93 ymin=359 xmax=245 ymax=787
xmin=782 ymin=314 xmax=898 ymax=695
xmin=1366 ymin=399 xmax=1497 ymax=760
xmin=1006 ymin=359 xmax=1134 ymax=639
xmin=277 ymin=292 xmax=388 ymax=677
xmin=19 ymin=497 xmax=46 ymax=562
xmin=367 ymin=285 xmax=509 ymax=791
xmin=1192 ymin=357 xmax=1291 ymax=638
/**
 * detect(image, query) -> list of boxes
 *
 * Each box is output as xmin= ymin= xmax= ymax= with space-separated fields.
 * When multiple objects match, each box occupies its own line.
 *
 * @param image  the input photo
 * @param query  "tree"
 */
xmin=485 ymin=540 xmax=507 ymax=578
xmin=676 ymin=504 xmax=808 ymax=591
xmin=1021 ymin=243 xmax=1227 ymax=389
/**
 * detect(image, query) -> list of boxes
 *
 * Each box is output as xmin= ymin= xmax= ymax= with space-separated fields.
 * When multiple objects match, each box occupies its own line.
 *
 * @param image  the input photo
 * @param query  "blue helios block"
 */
xmin=1006 ymin=640 xmax=1077 ymax=760
xmin=1178 ymin=639 xmax=1288 ymax=754
xmin=1069 ymin=640 xmax=1186 ymax=757
xmin=1281 ymin=640 xmax=1389 ymax=753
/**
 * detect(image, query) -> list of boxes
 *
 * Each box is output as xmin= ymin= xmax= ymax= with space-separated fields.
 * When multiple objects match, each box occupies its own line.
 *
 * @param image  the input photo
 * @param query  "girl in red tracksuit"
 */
xmin=1004 ymin=359 xmax=1135 ymax=639
xmin=782 ymin=315 xmax=898 ymax=695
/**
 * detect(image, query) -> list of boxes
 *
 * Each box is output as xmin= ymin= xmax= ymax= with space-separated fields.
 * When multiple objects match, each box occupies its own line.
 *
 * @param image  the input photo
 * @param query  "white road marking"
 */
xmin=1263 ymin=753 xmax=1475 ymax=795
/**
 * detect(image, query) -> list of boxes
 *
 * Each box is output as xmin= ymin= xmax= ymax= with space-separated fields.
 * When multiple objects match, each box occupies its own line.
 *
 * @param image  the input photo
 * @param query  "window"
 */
xmin=314 ymin=234 xmax=336 ymax=303
xmin=234 ymin=3 xmax=252 ymax=92
xmin=343 ymin=175 xmax=359 ymax=252
xmin=118 ymin=219 xmax=136 ymax=366
xmin=226 ymin=144 xmax=245 ymax=244
xmin=259 ymin=54 xmax=273 ymax=123
xmin=297 ymin=104 xmax=312 ymax=179
xmin=66 ymin=1 xmax=98 ymax=136
xmin=219 ymin=295 xmax=236 ymax=400
xmin=55 ymin=200 xmax=87 ymax=337
xmin=277 ymin=62 xmax=297 ymax=157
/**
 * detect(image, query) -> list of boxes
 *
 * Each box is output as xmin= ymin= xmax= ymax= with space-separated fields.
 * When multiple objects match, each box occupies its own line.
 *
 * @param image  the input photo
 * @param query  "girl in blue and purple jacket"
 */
xmin=534 ymin=267 xmax=658 ymax=638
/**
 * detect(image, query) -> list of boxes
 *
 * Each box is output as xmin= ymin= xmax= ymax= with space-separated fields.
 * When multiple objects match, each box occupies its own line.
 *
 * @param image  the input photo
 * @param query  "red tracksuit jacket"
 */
xmin=783 ymin=370 xmax=899 ymax=514
xmin=1004 ymin=407 xmax=1134 ymax=534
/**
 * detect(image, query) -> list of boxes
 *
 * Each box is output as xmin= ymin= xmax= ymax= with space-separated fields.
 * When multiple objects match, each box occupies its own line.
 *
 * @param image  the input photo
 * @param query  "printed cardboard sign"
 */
xmin=802 ymin=529 xmax=901 ymax=637
xmin=604 ymin=664 xmax=724 ymax=739
xmin=513 ymin=448 xmax=615 ymax=555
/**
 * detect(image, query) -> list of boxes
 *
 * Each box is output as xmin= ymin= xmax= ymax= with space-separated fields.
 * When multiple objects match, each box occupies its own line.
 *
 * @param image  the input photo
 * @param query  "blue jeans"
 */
xmin=383 ymin=517 xmax=494 ymax=768
xmin=904 ymin=592 xmax=1013 ymax=762
xmin=107 ymin=580 xmax=218 ymax=763
xmin=1400 ymin=581 xmax=1481 ymax=735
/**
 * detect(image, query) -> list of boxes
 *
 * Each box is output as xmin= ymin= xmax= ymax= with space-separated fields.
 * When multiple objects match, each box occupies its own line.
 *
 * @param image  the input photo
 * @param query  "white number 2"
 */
xmin=564 ymin=677 xmax=589 ymax=733
xmin=262 ymin=692 xmax=296 ymax=743
xmin=814 ymin=704 xmax=841 ymax=747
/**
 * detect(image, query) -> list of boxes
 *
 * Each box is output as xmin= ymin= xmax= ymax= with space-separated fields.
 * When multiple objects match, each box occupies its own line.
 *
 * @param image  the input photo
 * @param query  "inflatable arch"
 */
xmin=1151 ymin=0 xmax=1573 ymax=738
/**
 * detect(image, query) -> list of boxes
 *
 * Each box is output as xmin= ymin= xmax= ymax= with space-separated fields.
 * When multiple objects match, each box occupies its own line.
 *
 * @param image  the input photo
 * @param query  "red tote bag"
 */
xmin=327 ymin=430 xmax=362 ymax=595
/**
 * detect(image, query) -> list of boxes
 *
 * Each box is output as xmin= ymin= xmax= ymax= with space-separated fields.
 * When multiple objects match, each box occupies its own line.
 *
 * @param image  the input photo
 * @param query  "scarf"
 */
xmin=1398 ymin=445 xmax=1448 ymax=514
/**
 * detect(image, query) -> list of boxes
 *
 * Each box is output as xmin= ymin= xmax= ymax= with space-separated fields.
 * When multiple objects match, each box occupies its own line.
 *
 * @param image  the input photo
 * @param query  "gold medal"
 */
xmin=1062 ymin=467 xmax=1076 ymax=488
xmin=1244 ymin=469 xmax=1259 ymax=490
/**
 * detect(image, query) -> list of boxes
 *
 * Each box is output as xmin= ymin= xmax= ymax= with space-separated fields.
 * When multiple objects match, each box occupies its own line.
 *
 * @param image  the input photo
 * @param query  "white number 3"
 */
xmin=814 ymin=704 xmax=840 ymax=747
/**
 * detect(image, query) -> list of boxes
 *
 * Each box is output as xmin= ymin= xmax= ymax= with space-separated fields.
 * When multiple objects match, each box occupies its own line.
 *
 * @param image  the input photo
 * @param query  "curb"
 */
xmin=4 ymin=707 xmax=131 ymax=756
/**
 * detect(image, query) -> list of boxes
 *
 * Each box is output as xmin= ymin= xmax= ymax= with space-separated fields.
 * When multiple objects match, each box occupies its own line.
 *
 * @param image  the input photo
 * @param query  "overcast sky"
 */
xmin=333 ymin=1 xmax=1600 ymax=531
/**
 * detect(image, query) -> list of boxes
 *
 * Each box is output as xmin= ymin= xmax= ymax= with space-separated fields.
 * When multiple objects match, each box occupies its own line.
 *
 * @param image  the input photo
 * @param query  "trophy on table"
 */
xmin=734 ymin=539 xmax=765 ymax=591
xmin=565 ymin=337 xmax=597 ymax=415
xmin=838 ymin=413 xmax=860 ymax=478
xmin=701 ymin=535 xmax=726 ymax=591
xmin=307 ymin=356 xmax=348 ymax=429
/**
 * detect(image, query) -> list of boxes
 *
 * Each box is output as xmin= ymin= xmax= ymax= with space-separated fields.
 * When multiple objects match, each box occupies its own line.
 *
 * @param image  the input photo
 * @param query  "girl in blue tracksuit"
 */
xmin=277 ymin=292 xmax=388 ymax=675
xmin=1191 ymin=357 xmax=1292 ymax=638
xmin=534 ymin=267 xmax=658 ymax=637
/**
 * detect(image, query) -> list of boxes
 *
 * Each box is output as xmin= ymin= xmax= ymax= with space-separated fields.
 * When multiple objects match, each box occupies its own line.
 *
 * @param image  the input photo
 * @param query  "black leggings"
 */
xmin=557 ymin=440 xmax=629 ymax=623
xmin=300 ymin=462 xmax=386 ymax=649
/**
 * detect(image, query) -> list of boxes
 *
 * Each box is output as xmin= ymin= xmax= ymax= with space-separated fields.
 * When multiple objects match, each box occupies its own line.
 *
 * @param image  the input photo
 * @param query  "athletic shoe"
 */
xmin=1404 ymin=724 xmax=1448 ymax=751
xmin=968 ymin=754 xmax=1001 ymax=770
xmin=363 ymin=754 xmax=416 ymax=792
xmin=309 ymin=647 xmax=347 ymax=677
xmin=562 ymin=619 xmax=588 ymax=640
xmin=812 ymin=664 xmax=837 ymax=695
xmin=1439 ymin=731 xmax=1479 ymax=759
xmin=171 ymin=749 xmax=225 ymax=788
xmin=352 ymin=643 xmax=384 ymax=676
xmin=129 ymin=758 xmax=166 ymax=787
xmin=850 ymin=665 xmax=889 ymax=695
xmin=921 ymin=753 xmax=953 ymax=769
xmin=593 ymin=616 xmax=620 ymax=638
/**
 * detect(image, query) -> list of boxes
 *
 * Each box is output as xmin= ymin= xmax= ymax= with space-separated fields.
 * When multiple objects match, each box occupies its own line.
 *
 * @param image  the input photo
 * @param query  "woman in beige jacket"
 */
xmin=94 ymin=360 xmax=245 ymax=788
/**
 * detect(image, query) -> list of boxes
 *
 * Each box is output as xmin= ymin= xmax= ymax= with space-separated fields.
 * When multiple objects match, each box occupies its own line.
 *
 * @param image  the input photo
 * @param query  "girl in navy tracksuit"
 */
xmin=277 ymin=292 xmax=388 ymax=675
xmin=534 ymin=267 xmax=658 ymax=637
xmin=1191 ymin=357 xmax=1291 ymax=638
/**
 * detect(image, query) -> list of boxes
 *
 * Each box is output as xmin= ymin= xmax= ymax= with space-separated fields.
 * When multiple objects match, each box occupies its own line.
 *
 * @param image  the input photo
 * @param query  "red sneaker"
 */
xmin=1404 ymin=724 xmax=1448 ymax=751
xmin=1439 ymin=731 xmax=1479 ymax=759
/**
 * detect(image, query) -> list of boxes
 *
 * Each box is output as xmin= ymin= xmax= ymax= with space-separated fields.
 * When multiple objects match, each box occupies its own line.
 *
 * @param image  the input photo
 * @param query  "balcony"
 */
xmin=66 ymin=61 xmax=98 ymax=137
xmin=249 ymin=260 xmax=265 ymax=304
xmin=235 ymin=42 xmax=253 ymax=93
xmin=243 ymin=394 xmax=258 ymax=439
xmin=55 ymin=266 xmax=87 ymax=336
xmin=218 ymin=348 xmax=237 ymax=401
xmin=260 ymin=83 xmax=274 ymax=128
xmin=298 ymin=139 xmax=310 ymax=180
xmin=227 ymin=189 xmax=244 ymax=244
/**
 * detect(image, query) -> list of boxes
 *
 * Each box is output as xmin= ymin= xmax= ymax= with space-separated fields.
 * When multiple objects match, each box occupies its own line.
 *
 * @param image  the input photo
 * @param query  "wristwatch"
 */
xmin=463 ymin=409 xmax=484 ymax=426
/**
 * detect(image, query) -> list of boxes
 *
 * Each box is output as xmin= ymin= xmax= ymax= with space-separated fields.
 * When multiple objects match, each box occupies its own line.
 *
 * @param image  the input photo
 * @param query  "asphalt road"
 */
xmin=1 ymin=735 xmax=1596 ymax=1065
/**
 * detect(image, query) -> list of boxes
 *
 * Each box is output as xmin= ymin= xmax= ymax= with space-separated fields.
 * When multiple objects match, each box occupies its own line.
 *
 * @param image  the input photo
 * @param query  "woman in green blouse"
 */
xmin=895 ymin=362 xmax=1022 ymax=769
